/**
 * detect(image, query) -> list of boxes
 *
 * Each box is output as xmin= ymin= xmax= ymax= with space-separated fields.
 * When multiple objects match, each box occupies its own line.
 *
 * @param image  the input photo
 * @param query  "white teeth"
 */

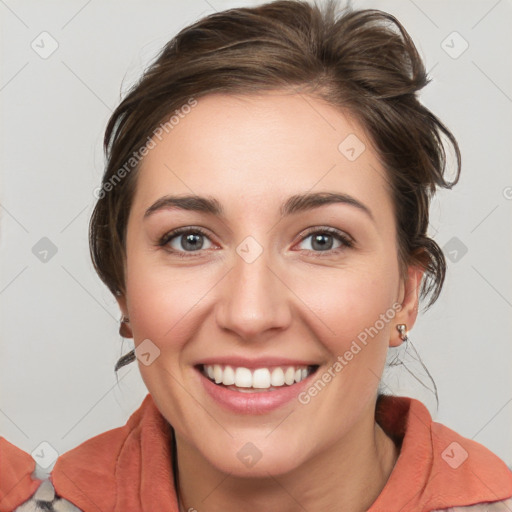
xmin=270 ymin=367 xmax=285 ymax=386
xmin=202 ymin=364 xmax=315 ymax=390
xmin=213 ymin=364 xmax=223 ymax=384
xmin=222 ymin=365 xmax=235 ymax=386
xmin=252 ymin=368 xmax=270 ymax=389
xmin=235 ymin=367 xmax=252 ymax=388
xmin=284 ymin=367 xmax=295 ymax=385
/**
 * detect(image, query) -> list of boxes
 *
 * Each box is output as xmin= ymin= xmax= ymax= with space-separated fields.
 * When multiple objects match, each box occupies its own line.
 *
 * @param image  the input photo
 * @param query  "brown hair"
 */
xmin=90 ymin=0 xmax=461 ymax=315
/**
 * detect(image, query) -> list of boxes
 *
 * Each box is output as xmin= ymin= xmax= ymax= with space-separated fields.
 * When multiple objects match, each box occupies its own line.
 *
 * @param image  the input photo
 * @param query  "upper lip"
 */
xmin=195 ymin=356 xmax=320 ymax=369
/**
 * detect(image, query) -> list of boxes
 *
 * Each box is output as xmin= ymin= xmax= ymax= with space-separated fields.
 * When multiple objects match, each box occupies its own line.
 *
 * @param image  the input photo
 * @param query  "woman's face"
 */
xmin=120 ymin=91 xmax=421 ymax=476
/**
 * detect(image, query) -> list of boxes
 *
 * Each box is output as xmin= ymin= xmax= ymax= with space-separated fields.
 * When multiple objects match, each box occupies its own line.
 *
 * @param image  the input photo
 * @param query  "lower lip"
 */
xmin=197 ymin=368 xmax=316 ymax=415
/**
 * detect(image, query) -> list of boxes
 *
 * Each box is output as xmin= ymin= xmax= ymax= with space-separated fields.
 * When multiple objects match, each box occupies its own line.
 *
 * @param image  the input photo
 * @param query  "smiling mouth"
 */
xmin=198 ymin=364 xmax=319 ymax=393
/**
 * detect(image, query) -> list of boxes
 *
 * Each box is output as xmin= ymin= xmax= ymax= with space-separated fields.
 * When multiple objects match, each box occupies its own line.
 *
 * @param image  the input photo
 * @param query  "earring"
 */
xmin=115 ymin=349 xmax=136 ymax=371
xmin=119 ymin=315 xmax=131 ymax=338
xmin=115 ymin=316 xmax=135 ymax=371
xmin=396 ymin=324 xmax=408 ymax=342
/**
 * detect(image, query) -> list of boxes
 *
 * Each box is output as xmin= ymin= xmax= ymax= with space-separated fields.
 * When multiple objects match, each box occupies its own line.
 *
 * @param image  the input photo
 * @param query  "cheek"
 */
xmin=124 ymin=227 xmax=401 ymax=359
xmin=124 ymin=253 xmax=210 ymax=348
xmin=296 ymin=260 xmax=400 ymax=357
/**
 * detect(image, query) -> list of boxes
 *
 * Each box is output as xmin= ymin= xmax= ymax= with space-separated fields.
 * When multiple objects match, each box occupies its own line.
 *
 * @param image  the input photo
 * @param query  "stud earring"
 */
xmin=119 ymin=315 xmax=131 ymax=338
xmin=396 ymin=323 xmax=408 ymax=342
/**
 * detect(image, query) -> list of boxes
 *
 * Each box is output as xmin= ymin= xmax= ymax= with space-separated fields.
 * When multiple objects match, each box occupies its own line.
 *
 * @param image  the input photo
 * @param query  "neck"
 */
xmin=175 ymin=404 xmax=399 ymax=512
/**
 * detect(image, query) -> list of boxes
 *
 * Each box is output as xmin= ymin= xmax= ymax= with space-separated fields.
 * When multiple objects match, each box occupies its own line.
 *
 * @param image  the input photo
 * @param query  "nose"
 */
xmin=215 ymin=248 xmax=292 ymax=341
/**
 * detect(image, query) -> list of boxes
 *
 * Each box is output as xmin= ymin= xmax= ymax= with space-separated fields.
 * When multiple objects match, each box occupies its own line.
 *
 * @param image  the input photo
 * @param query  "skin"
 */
xmin=117 ymin=91 xmax=423 ymax=512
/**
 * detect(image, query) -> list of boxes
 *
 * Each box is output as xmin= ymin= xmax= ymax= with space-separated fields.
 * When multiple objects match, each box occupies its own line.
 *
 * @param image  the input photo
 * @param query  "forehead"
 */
xmin=133 ymin=92 xmax=393 ymax=223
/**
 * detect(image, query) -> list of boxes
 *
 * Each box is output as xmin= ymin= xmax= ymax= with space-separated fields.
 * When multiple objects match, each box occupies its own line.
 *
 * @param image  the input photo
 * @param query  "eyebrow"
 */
xmin=144 ymin=191 xmax=374 ymax=222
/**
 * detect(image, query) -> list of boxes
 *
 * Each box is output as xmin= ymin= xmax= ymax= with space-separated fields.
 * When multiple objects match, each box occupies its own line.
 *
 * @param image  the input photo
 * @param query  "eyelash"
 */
xmin=158 ymin=226 xmax=354 ymax=259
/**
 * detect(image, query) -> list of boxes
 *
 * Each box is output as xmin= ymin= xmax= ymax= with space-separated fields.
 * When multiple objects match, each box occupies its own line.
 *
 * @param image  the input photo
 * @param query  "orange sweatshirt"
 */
xmin=1 ymin=393 xmax=511 ymax=512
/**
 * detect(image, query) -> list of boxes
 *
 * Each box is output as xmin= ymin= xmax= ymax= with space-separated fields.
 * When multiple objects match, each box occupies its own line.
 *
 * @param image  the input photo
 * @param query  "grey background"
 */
xmin=1 ymin=0 xmax=511 ymax=471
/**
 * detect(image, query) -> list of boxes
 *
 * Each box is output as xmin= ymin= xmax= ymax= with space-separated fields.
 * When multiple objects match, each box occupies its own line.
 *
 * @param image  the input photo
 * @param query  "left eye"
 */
xmin=296 ymin=229 xmax=353 ymax=253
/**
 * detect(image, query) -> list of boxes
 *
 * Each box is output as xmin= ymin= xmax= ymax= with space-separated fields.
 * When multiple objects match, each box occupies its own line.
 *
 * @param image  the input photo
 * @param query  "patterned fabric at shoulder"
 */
xmin=13 ymin=479 xmax=82 ymax=512
xmin=433 ymin=497 xmax=512 ymax=512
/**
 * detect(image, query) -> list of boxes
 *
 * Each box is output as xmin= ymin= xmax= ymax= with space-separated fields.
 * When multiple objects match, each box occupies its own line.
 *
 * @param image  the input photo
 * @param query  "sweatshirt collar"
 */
xmin=48 ymin=393 xmax=511 ymax=512
xmin=370 ymin=395 xmax=512 ymax=510
xmin=0 ymin=438 xmax=42 ymax=512
xmin=52 ymin=393 xmax=178 ymax=512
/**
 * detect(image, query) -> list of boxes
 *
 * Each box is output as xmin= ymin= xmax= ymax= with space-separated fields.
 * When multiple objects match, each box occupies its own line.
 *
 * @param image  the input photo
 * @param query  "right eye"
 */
xmin=158 ymin=227 xmax=215 ymax=257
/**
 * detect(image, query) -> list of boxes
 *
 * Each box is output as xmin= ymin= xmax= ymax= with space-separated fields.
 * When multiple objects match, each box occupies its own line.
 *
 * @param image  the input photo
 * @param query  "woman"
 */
xmin=1 ymin=0 xmax=511 ymax=511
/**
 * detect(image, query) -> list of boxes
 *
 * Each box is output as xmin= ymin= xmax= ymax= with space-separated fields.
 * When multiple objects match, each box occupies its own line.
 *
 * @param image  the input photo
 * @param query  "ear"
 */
xmin=116 ymin=293 xmax=133 ymax=339
xmin=389 ymin=264 xmax=424 ymax=347
xmin=116 ymin=292 xmax=128 ymax=317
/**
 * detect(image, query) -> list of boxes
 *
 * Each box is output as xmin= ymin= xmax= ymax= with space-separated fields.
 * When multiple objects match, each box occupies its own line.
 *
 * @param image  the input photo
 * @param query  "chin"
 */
xmin=208 ymin=443 xmax=309 ymax=478
xmin=191 ymin=427 xmax=314 ymax=478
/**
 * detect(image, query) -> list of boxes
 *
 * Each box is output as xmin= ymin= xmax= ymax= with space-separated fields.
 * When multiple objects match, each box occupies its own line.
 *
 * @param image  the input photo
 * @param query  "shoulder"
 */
xmin=0 ymin=437 xmax=41 ymax=511
xmin=1 ymin=396 xmax=157 ymax=512
xmin=433 ymin=497 xmax=512 ymax=511
xmin=421 ymin=408 xmax=512 ymax=509
xmin=0 ymin=438 xmax=81 ymax=512
xmin=374 ymin=396 xmax=512 ymax=511
xmin=50 ymin=394 xmax=155 ymax=483
xmin=47 ymin=394 xmax=171 ymax=511
xmin=47 ymin=413 xmax=139 ymax=512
